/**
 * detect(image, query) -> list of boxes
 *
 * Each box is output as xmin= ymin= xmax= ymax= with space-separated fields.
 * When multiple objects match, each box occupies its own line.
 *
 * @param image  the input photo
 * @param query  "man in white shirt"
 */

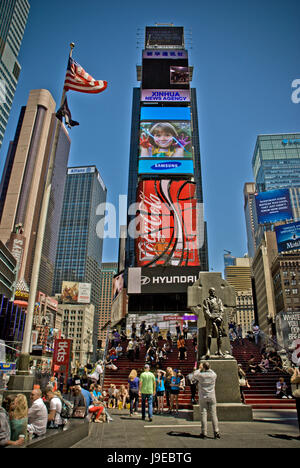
xmin=46 ymin=389 xmax=63 ymax=428
xmin=88 ymin=361 xmax=103 ymax=384
xmin=27 ymin=389 xmax=48 ymax=437
xmin=193 ymin=361 xmax=220 ymax=439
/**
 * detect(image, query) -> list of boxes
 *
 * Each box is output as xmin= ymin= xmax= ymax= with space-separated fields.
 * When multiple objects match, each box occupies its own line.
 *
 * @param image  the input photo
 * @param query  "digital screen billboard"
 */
xmin=275 ymin=221 xmax=300 ymax=253
xmin=135 ymin=180 xmax=201 ymax=267
xmin=140 ymin=107 xmax=192 ymax=161
xmin=145 ymin=27 xmax=184 ymax=49
xmin=138 ymin=159 xmax=194 ymax=175
xmin=142 ymin=56 xmax=189 ymax=90
xmin=170 ymin=66 xmax=189 ymax=84
xmin=255 ymin=189 xmax=293 ymax=224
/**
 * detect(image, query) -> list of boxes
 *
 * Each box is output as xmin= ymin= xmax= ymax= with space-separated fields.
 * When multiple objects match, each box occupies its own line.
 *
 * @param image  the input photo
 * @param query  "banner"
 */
xmin=255 ymin=189 xmax=293 ymax=224
xmin=275 ymin=221 xmax=300 ymax=253
xmin=61 ymin=282 xmax=91 ymax=304
xmin=276 ymin=311 xmax=300 ymax=359
xmin=52 ymin=339 xmax=72 ymax=387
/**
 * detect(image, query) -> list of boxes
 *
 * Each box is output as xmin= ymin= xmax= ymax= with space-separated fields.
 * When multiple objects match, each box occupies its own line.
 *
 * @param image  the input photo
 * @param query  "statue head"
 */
xmin=209 ymin=287 xmax=216 ymax=297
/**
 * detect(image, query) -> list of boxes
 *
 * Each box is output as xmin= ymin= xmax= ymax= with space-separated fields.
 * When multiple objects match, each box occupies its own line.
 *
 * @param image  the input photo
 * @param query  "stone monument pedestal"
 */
xmin=3 ymin=353 xmax=34 ymax=403
xmin=188 ymin=272 xmax=253 ymax=422
xmin=192 ymin=358 xmax=253 ymax=421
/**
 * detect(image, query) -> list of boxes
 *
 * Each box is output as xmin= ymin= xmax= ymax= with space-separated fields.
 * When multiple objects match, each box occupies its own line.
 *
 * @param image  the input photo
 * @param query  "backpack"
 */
xmin=61 ymin=398 xmax=74 ymax=419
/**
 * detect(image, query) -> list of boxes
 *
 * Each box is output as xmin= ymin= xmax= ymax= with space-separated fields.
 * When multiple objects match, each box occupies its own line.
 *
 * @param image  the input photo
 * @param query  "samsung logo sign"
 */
xmin=151 ymin=162 xmax=182 ymax=171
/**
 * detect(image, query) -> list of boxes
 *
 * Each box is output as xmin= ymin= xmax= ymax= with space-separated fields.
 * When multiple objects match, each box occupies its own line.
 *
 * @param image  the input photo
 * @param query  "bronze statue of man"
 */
xmin=202 ymin=287 xmax=226 ymax=358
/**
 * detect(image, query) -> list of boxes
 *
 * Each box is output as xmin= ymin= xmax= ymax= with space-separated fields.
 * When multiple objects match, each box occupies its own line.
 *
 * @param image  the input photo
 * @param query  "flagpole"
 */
xmin=18 ymin=43 xmax=75 ymax=374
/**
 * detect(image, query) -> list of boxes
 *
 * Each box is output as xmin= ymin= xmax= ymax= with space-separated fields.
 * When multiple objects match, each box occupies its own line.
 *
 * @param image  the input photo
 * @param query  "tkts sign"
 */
xmin=52 ymin=339 xmax=72 ymax=367
xmin=135 ymin=180 xmax=201 ymax=267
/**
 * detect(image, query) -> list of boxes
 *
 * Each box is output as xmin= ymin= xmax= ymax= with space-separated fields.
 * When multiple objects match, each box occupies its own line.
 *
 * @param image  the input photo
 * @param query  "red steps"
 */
xmin=103 ymin=339 xmax=197 ymax=410
xmin=232 ymin=340 xmax=296 ymax=410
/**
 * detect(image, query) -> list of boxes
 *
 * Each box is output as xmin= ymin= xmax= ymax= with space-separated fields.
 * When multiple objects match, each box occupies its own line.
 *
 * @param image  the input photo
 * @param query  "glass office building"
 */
xmin=253 ymin=133 xmax=300 ymax=192
xmin=53 ymin=166 xmax=107 ymax=358
xmin=0 ymin=0 xmax=30 ymax=150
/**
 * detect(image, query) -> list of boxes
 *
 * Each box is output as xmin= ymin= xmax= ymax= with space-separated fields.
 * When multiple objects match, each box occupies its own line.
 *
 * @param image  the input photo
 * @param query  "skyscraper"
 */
xmin=0 ymin=89 xmax=71 ymax=296
xmin=253 ymin=133 xmax=300 ymax=192
xmin=125 ymin=25 xmax=208 ymax=328
xmin=53 ymin=166 xmax=107 ymax=357
xmin=245 ymin=134 xmax=300 ymax=258
xmin=0 ymin=0 xmax=30 ymax=150
xmin=98 ymin=262 xmax=118 ymax=345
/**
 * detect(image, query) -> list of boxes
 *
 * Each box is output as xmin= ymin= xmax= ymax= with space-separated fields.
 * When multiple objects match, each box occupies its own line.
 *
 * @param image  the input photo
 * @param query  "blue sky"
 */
xmin=1 ymin=0 xmax=300 ymax=273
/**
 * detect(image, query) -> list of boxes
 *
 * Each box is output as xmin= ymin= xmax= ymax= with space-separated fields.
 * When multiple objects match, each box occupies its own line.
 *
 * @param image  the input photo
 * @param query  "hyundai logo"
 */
xmin=141 ymin=276 xmax=151 ymax=285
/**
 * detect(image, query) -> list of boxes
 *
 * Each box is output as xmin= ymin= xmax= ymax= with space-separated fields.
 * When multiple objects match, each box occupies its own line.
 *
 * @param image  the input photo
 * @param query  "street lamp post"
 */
xmin=6 ymin=44 xmax=75 ymax=399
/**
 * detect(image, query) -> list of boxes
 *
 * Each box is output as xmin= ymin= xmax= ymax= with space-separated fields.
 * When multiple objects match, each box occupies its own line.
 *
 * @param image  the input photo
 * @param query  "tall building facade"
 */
xmin=98 ymin=262 xmax=118 ymax=345
xmin=253 ymin=133 xmax=300 ymax=193
xmin=224 ymin=255 xmax=255 ymax=335
xmin=0 ymin=0 xmax=30 ymax=150
xmin=125 ymin=26 xmax=208 ymax=329
xmin=0 ymin=89 xmax=71 ymax=296
xmin=53 ymin=166 xmax=107 ymax=357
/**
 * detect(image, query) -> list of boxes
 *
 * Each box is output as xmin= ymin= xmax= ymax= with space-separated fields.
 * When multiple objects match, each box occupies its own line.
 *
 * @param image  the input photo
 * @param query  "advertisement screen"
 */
xmin=255 ymin=189 xmax=293 ymax=224
xmin=112 ymin=272 xmax=124 ymax=302
xmin=128 ymin=266 xmax=201 ymax=294
xmin=145 ymin=27 xmax=184 ymax=49
xmin=142 ymin=57 xmax=189 ymax=90
xmin=275 ymin=221 xmax=300 ymax=253
xmin=140 ymin=122 xmax=192 ymax=159
xmin=61 ymin=282 xmax=91 ymax=304
xmin=170 ymin=66 xmax=189 ymax=84
xmin=140 ymin=107 xmax=192 ymax=162
xmin=276 ymin=311 xmax=300 ymax=358
xmin=135 ymin=180 xmax=201 ymax=267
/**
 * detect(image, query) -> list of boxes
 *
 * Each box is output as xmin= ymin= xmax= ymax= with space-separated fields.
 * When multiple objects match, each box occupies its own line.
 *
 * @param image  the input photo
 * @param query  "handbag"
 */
xmin=293 ymin=388 xmax=300 ymax=399
xmin=72 ymin=406 xmax=86 ymax=418
xmin=239 ymin=378 xmax=247 ymax=387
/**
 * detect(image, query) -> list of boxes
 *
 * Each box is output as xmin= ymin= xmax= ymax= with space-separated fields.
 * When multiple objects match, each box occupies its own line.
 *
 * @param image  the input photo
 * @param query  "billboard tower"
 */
xmin=125 ymin=25 xmax=208 ymax=325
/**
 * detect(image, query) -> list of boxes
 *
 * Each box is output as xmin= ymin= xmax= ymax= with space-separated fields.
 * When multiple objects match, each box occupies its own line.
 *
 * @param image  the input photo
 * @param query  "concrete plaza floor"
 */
xmin=71 ymin=408 xmax=300 ymax=449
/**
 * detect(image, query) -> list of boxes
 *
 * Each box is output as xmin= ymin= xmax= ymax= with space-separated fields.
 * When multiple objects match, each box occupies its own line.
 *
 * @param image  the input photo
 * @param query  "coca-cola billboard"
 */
xmin=135 ymin=180 xmax=201 ymax=267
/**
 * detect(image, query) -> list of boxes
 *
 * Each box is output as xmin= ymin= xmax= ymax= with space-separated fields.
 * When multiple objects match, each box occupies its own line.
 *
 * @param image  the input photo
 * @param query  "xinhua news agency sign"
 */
xmin=141 ymin=89 xmax=190 ymax=102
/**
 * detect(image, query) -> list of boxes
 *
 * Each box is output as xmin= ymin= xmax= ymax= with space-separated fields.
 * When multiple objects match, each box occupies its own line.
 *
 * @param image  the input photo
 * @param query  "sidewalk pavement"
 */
xmin=71 ymin=408 xmax=300 ymax=449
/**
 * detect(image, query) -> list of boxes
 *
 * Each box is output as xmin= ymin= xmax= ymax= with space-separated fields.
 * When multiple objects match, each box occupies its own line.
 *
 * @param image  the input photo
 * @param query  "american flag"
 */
xmin=64 ymin=57 xmax=107 ymax=94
